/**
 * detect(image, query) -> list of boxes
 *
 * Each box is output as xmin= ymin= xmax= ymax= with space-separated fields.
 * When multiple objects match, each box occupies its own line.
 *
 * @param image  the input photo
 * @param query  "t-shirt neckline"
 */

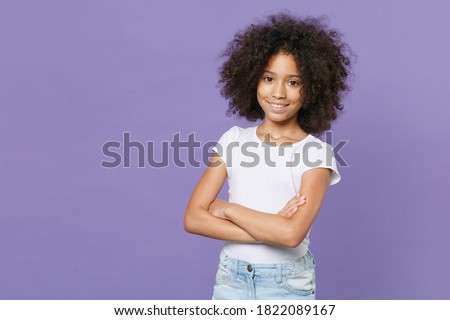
xmin=252 ymin=125 xmax=312 ymax=148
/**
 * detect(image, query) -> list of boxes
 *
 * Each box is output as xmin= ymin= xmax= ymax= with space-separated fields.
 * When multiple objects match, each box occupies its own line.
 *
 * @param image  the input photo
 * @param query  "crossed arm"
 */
xmin=183 ymin=153 xmax=331 ymax=248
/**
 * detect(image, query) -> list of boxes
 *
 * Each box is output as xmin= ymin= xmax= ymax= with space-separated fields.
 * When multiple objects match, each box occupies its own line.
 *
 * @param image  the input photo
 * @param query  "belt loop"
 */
xmin=276 ymin=264 xmax=282 ymax=283
xmin=228 ymin=256 xmax=238 ymax=279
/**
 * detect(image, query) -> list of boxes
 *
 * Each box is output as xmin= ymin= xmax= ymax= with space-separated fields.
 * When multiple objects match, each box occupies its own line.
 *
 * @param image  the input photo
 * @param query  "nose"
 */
xmin=272 ymin=81 xmax=286 ymax=99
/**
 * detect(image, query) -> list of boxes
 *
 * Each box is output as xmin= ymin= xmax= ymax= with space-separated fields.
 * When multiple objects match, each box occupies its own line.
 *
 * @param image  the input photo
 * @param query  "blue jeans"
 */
xmin=212 ymin=250 xmax=316 ymax=300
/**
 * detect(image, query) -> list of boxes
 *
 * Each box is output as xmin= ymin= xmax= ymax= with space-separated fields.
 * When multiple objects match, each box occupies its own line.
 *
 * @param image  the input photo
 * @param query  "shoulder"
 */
xmin=227 ymin=125 xmax=253 ymax=136
xmin=301 ymin=135 xmax=334 ymax=158
xmin=217 ymin=125 xmax=255 ymax=142
xmin=212 ymin=125 xmax=256 ymax=171
xmin=299 ymin=134 xmax=341 ymax=185
xmin=306 ymin=135 xmax=329 ymax=147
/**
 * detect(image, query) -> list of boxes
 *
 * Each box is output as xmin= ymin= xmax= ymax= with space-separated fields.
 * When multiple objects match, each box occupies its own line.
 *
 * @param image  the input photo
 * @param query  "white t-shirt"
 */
xmin=211 ymin=125 xmax=341 ymax=263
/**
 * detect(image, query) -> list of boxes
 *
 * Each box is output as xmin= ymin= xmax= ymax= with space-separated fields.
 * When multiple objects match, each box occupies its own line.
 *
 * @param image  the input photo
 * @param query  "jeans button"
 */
xmin=247 ymin=264 xmax=253 ymax=272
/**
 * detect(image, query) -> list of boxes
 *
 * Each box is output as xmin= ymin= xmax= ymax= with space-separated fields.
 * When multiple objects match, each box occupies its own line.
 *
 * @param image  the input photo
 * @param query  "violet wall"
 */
xmin=1 ymin=0 xmax=449 ymax=299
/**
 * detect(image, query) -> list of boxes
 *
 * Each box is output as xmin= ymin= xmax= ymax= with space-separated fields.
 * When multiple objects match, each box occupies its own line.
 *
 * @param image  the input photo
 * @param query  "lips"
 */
xmin=267 ymin=101 xmax=289 ymax=112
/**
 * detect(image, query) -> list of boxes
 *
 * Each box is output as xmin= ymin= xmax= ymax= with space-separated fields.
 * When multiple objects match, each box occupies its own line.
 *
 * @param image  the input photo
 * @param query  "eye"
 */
xmin=263 ymin=76 xmax=273 ymax=82
xmin=288 ymin=80 xmax=300 ymax=86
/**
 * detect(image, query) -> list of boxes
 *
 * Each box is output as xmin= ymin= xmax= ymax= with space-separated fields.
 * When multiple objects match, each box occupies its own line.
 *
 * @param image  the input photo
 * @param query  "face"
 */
xmin=256 ymin=52 xmax=303 ymax=125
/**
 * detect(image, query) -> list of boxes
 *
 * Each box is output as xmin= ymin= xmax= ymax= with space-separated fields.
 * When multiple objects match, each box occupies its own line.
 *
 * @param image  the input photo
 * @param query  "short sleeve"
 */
xmin=211 ymin=126 xmax=240 ymax=167
xmin=301 ymin=140 xmax=341 ymax=185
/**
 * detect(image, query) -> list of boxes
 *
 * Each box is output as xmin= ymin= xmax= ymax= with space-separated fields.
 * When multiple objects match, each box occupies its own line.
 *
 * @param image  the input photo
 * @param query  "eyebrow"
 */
xmin=263 ymin=70 xmax=301 ymax=78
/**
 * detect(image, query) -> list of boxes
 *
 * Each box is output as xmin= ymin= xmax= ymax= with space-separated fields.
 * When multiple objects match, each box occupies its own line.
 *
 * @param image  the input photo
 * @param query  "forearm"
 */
xmin=224 ymin=203 xmax=293 ymax=246
xmin=184 ymin=207 xmax=260 ymax=243
xmin=224 ymin=169 xmax=332 ymax=248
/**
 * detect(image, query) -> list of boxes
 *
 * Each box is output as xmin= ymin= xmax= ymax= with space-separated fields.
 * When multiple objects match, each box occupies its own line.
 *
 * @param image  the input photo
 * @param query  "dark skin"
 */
xmin=218 ymin=13 xmax=352 ymax=136
xmin=185 ymin=52 xmax=331 ymax=248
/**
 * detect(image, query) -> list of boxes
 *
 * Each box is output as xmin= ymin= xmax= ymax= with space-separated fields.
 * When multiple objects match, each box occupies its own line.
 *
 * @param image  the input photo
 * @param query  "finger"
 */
xmin=286 ymin=199 xmax=305 ymax=212
xmin=288 ymin=195 xmax=305 ymax=205
xmin=288 ymin=207 xmax=298 ymax=217
xmin=278 ymin=211 xmax=288 ymax=217
xmin=286 ymin=194 xmax=300 ymax=205
xmin=280 ymin=195 xmax=304 ymax=213
xmin=284 ymin=199 xmax=298 ymax=209
xmin=279 ymin=194 xmax=306 ymax=215
xmin=280 ymin=206 xmax=296 ymax=216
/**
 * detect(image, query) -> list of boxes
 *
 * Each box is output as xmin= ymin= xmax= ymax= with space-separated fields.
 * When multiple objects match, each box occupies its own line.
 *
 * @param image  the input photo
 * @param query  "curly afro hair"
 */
xmin=218 ymin=12 xmax=353 ymax=136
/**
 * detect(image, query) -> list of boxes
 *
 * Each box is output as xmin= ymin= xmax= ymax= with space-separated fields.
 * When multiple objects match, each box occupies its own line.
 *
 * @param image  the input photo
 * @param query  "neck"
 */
xmin=258 ymin=119 xmax=306 ymax=139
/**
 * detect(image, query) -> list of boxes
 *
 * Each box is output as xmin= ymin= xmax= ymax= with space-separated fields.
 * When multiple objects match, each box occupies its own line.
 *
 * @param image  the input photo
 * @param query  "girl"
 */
xmin=184 ymin=12 xmax=352 ymax=300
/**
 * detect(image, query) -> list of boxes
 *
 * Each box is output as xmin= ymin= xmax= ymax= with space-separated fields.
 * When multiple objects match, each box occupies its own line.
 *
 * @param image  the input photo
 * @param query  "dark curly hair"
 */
xmin=218 ymin=12 xmax=353 ymax=135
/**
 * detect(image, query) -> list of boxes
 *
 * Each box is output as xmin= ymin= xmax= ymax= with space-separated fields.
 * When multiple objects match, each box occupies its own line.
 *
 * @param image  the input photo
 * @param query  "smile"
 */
xmin=267 ymin=101 xmax=289 ymax=112
xmin=270 ymin=103 xmax=288 ymax=108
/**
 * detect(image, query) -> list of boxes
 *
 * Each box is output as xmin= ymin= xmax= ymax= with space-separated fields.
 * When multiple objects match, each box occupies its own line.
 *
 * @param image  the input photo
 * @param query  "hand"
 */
xmin=277 ymin=193 xmax=306 ymax=218
xmin=208 ymin=199 xmax=230 ymax=220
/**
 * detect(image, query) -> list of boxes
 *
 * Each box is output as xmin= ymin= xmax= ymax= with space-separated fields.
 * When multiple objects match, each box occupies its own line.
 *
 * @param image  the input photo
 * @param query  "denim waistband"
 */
xmin=219 ymin=249 xmax=310 ymax=281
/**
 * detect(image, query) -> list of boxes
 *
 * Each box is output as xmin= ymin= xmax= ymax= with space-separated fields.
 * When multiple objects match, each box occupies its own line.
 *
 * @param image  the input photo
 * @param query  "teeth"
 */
xmin=270 ymin=103 xmax=286 ymax=108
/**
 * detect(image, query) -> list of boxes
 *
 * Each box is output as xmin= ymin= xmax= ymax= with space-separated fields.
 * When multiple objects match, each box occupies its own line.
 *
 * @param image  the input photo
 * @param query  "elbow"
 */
xmin=183 ymin=211 xmax=197 ymax=234
xmin=282 ymin=226 xmax=305 ymax=248
xmin=184 ymin=218 xmax=194 ymax=234
xmin=184 ymin=218 xmax=199 ymax=235
xmin=284 ymin=238 xmax=302 ymax=249
xmin=285 ymin=239 xmax=302 ymax=249
xmin=184 ymin=206 xmax=205 ymax=234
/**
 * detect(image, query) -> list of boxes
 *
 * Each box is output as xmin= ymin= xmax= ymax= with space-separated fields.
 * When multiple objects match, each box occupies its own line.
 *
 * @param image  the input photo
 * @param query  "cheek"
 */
xmin=256 ymin=96 xmax=266 ymax=110
xmin=289 ymin=90 xmax=302 ymax=104
xmin=257 ymin=80 xmax=272 ymax=93
xmin=256 ymin=86 xmax=264 ymax=98
xmin=256 ymin=85 xmax=268 ymax=102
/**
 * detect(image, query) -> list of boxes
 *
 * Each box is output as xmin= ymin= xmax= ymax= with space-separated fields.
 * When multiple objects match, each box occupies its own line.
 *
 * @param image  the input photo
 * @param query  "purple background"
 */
xmin=1 ymin=0 xmax=449 ymax=299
